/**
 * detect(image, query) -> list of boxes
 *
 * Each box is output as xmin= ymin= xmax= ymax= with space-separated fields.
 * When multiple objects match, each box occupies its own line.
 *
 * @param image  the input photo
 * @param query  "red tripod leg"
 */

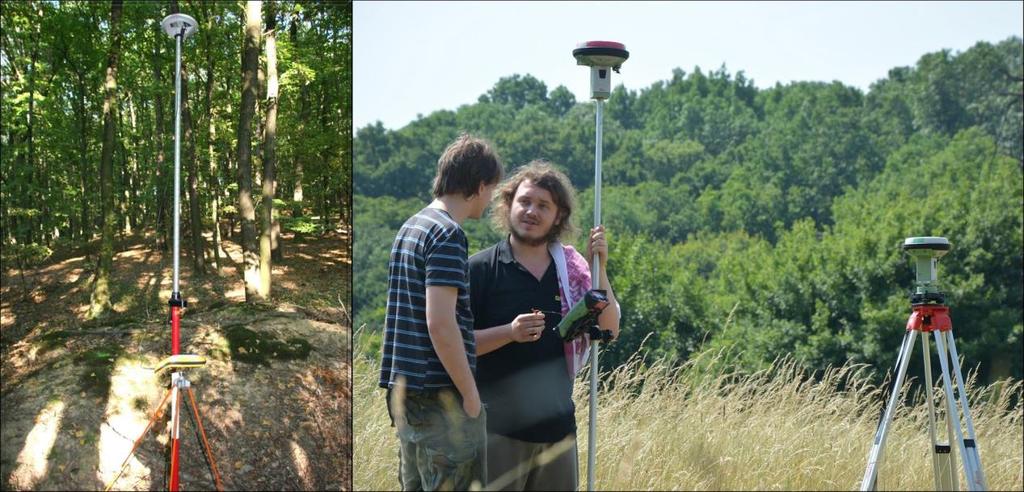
xmin=169 ymin=303 xmax=181 ymax=490
xmin=169 ymin=381 xmax=182 ymax=491
xmin=187 ymin=386 xmax=224 ymax=491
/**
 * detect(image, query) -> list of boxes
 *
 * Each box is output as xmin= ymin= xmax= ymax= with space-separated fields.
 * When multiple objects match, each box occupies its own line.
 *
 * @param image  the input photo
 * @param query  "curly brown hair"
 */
xmin=491 ymin=160 xmax=578 ymax=243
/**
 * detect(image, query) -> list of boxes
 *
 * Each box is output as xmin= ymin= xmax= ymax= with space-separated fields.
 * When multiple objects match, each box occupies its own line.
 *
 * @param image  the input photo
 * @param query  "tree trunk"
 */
xmin=292 ymin=160 xmax=304 ymax=217
xmin=292 ymin=81 xmax=310 ymax=219
xmin=318 ymin=81 xmax=330 ymax=235
xmin=237 ymin=0 xmax=262 ymax=302
xmin=118 ymin=106 xmax=130 ymax=238
xmin=89 ymin=0 xmax=123 ymax=319
xmin=153 ymin=30 xmax=169 ymax=252
xmin=205 ymin=6 xmax=222 ymax=271
xmin=185 ymin=69 xmax=205 ymax=275
xmin=126 ymin=95 xmax=141 ymax=234
xmin=259 ymin=2 xmax=280 ymax=298
xmin=12 ymin=138 xmax=25 ymax=245
xmin=319 ymin=175 xmax=329 ymax=236
xmin=226 ymin=148 xmax=236 ymax=241
xmin=26 ymin=0 xmax=39 ymax=245
xmin=290 ymin=23 xmax=307 ymax=220
xmin=71 ymin=64 xmax=91 ymax=241
xmin=77 ymin=76 xmax=91 ymax=242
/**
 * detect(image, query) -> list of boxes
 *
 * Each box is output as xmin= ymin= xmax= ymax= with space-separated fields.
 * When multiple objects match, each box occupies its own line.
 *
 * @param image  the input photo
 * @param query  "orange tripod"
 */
xmin=104 ymin=355 xmax=223 ymax=491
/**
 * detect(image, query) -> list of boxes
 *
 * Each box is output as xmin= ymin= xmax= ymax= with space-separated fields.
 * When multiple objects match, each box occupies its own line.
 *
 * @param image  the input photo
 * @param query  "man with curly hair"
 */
xmin=469 ymin=160 xmax=620 ymax=491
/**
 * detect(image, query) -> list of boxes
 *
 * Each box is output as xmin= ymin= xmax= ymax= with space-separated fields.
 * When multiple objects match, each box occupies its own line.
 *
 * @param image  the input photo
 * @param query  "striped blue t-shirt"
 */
xmin=379 ymin=207 xmax=476 ymax=391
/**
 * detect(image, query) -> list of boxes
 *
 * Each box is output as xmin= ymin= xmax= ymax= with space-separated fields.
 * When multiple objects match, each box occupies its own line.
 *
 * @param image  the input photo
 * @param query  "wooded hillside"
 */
xmin=353 ymin=38 xmax=1023 ymax=383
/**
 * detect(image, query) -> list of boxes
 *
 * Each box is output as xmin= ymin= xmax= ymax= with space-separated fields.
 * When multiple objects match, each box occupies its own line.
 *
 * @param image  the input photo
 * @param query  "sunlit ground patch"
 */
xmin=9 ymin=399 xmax=66 ymax=490
xmin=97 ymin=357 xmax=159 ymax=489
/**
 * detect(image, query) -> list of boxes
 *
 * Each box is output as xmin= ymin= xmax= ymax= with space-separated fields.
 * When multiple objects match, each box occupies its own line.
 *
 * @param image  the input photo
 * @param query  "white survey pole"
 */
xmin=573 ymin=40 xmax=628 ymax=492
xmin=172 ymin=28 xmax=182 ymax=294
xmin=588 ymin=96 xmax=603 ymax=492
xmin=161 ymin=13 xmax=196 ymax=297
xmin=592 ymin=99 xmax=603 ymax=287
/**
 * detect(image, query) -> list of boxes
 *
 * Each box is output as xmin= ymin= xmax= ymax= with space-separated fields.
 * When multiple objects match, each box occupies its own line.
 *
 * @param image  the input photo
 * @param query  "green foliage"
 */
xmin=75 ymin=343 xmax=124 ymax=396
xmin=281 ymin=215 xmax=320 ymax=235
xmin=355 ymin=326 xmax=382 ymax=361
xmin=1 ymin=1 xmax=351 ymax=253
xmin=351 ymin=195 xmax=422 ymax=330
xmin=354 ymin=39 xmax=1023 ymax=383
xmin=479 ymin=74 xmax=549 ymax=109
xmin=1 ymin=242 xmax=53 ymax=266
xmin=223 ymin=324 xmax=313 ymax=365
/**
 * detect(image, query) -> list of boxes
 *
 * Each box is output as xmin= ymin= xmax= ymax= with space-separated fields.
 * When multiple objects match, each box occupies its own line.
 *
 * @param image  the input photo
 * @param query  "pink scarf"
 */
xmin=553 ymin=243 xmax=595 ymax=377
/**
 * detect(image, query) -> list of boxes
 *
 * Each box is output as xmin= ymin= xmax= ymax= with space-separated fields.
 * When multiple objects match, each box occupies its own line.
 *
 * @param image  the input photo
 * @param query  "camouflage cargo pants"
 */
xmin=388 ymin=388 xmax=488 ymax=491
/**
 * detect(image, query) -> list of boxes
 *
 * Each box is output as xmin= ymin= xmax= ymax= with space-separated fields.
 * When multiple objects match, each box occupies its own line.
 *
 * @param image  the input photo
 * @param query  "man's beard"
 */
xmin=510 ymin=222 xmax=556 ymax=247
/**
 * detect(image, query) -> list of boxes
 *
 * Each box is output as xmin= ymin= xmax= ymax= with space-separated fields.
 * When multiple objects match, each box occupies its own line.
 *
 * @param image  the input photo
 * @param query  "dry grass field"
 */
xmin=354 ymin=337 xmax=1023 ymax=491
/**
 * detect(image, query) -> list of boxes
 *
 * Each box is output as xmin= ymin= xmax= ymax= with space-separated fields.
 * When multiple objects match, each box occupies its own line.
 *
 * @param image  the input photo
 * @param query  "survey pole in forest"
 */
xmin=165 ymin=13 xmax=195 ymax=490
xmin=573 ymin=40 xmax=628 ymax=492
xmin=158 ymin=13 xmax=223 ymax=492
xmin=106 ymin=15 xmax=223 ymax=492
xmin=167 ymin=13 xmax=194 ymax=353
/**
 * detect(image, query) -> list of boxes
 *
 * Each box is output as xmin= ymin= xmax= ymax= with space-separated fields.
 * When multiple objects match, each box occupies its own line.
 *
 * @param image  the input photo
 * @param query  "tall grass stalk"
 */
xmin=354 ymin=328 xmax=1023 ymax=490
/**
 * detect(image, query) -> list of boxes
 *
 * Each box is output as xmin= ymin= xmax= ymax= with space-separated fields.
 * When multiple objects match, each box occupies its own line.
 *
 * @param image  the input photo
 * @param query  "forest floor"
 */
xmin=0 ymin=226 xmax=351 ymax=491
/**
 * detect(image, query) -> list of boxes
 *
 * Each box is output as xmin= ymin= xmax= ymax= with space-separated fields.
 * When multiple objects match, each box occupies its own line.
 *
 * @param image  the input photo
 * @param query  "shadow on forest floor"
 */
xmin=0 ymin=227 xmax=352 ymax=490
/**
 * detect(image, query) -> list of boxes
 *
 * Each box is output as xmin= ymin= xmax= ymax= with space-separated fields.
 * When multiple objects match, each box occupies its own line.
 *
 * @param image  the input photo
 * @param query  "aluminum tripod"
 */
xmin=861 ymin=237 xmax=987 ymax=491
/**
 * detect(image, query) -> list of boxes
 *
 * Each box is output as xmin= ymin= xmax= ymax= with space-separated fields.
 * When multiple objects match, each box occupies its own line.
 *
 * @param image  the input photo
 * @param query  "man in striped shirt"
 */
xmin=380 ymin=134 xmax=503 ymax=490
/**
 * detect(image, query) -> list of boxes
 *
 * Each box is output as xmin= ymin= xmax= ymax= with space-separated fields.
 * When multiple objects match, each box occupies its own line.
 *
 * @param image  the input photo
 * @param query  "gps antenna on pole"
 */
xmin=573 ymin=40 xmax=628 ymax=492
xmin=107 ymin=13 xmax=222 ymax=492
xmin=162 ymin=13 xmax=201 ymax=492
xmin=161 ymin=12 xmax=197 ymax=356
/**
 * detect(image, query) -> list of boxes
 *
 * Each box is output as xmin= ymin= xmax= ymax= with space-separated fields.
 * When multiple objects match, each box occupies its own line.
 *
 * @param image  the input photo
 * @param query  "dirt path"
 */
xmin=1 ymin=229 xmax=351 ymax=491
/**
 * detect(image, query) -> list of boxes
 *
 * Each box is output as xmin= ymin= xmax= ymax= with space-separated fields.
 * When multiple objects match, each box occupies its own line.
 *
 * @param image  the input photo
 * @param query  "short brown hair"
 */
xmin=432 ymin=134 xmax=504 ymax=198
xmin=492 ymin=160 xmax=578 ymax=242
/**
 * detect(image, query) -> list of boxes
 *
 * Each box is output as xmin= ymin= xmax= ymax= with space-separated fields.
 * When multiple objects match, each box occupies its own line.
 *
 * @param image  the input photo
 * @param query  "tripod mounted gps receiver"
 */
xmin=860 ymin=236 xmax=987 ymax=491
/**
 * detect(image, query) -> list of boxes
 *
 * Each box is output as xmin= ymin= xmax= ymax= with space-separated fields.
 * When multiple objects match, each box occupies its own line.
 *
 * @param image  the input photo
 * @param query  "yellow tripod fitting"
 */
xmin=154 ymin=354 xmax=206 ymax=373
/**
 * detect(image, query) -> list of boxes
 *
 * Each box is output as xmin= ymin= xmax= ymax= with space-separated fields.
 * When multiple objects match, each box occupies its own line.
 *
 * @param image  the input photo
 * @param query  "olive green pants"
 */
xmin=388 ymin=388 xmax=487 ymax=491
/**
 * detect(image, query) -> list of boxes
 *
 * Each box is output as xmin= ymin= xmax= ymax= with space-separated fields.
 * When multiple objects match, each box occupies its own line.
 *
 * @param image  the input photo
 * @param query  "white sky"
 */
xmin=354 ymin=1 xmax=1023 ymax=131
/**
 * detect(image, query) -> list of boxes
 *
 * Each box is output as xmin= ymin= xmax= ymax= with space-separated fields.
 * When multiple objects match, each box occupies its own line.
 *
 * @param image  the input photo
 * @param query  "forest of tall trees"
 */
xmin=1 ymin=4 xmax=353 ymax=489
xmin=1 ymin=0 xmax=352 ymax=313
xmin=353 ymin=37 xmax=1023 ymax=384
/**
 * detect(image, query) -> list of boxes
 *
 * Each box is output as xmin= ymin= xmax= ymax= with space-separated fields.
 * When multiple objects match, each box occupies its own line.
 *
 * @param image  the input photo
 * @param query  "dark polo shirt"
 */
xmin=469 ymin=238 xmax=575 ymax=443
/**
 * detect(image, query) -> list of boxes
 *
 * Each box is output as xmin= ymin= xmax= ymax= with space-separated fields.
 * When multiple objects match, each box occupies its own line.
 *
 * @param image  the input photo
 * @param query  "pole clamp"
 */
xmin=589 ymin=324 xmax=614 ymax=343
xmin=169 ymin=292 xmax=188 ymax=308
xmin=170 ymin=371 xmax=192 ymax=389
xmin=909 ymin=291 xmax=945 ymax=305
